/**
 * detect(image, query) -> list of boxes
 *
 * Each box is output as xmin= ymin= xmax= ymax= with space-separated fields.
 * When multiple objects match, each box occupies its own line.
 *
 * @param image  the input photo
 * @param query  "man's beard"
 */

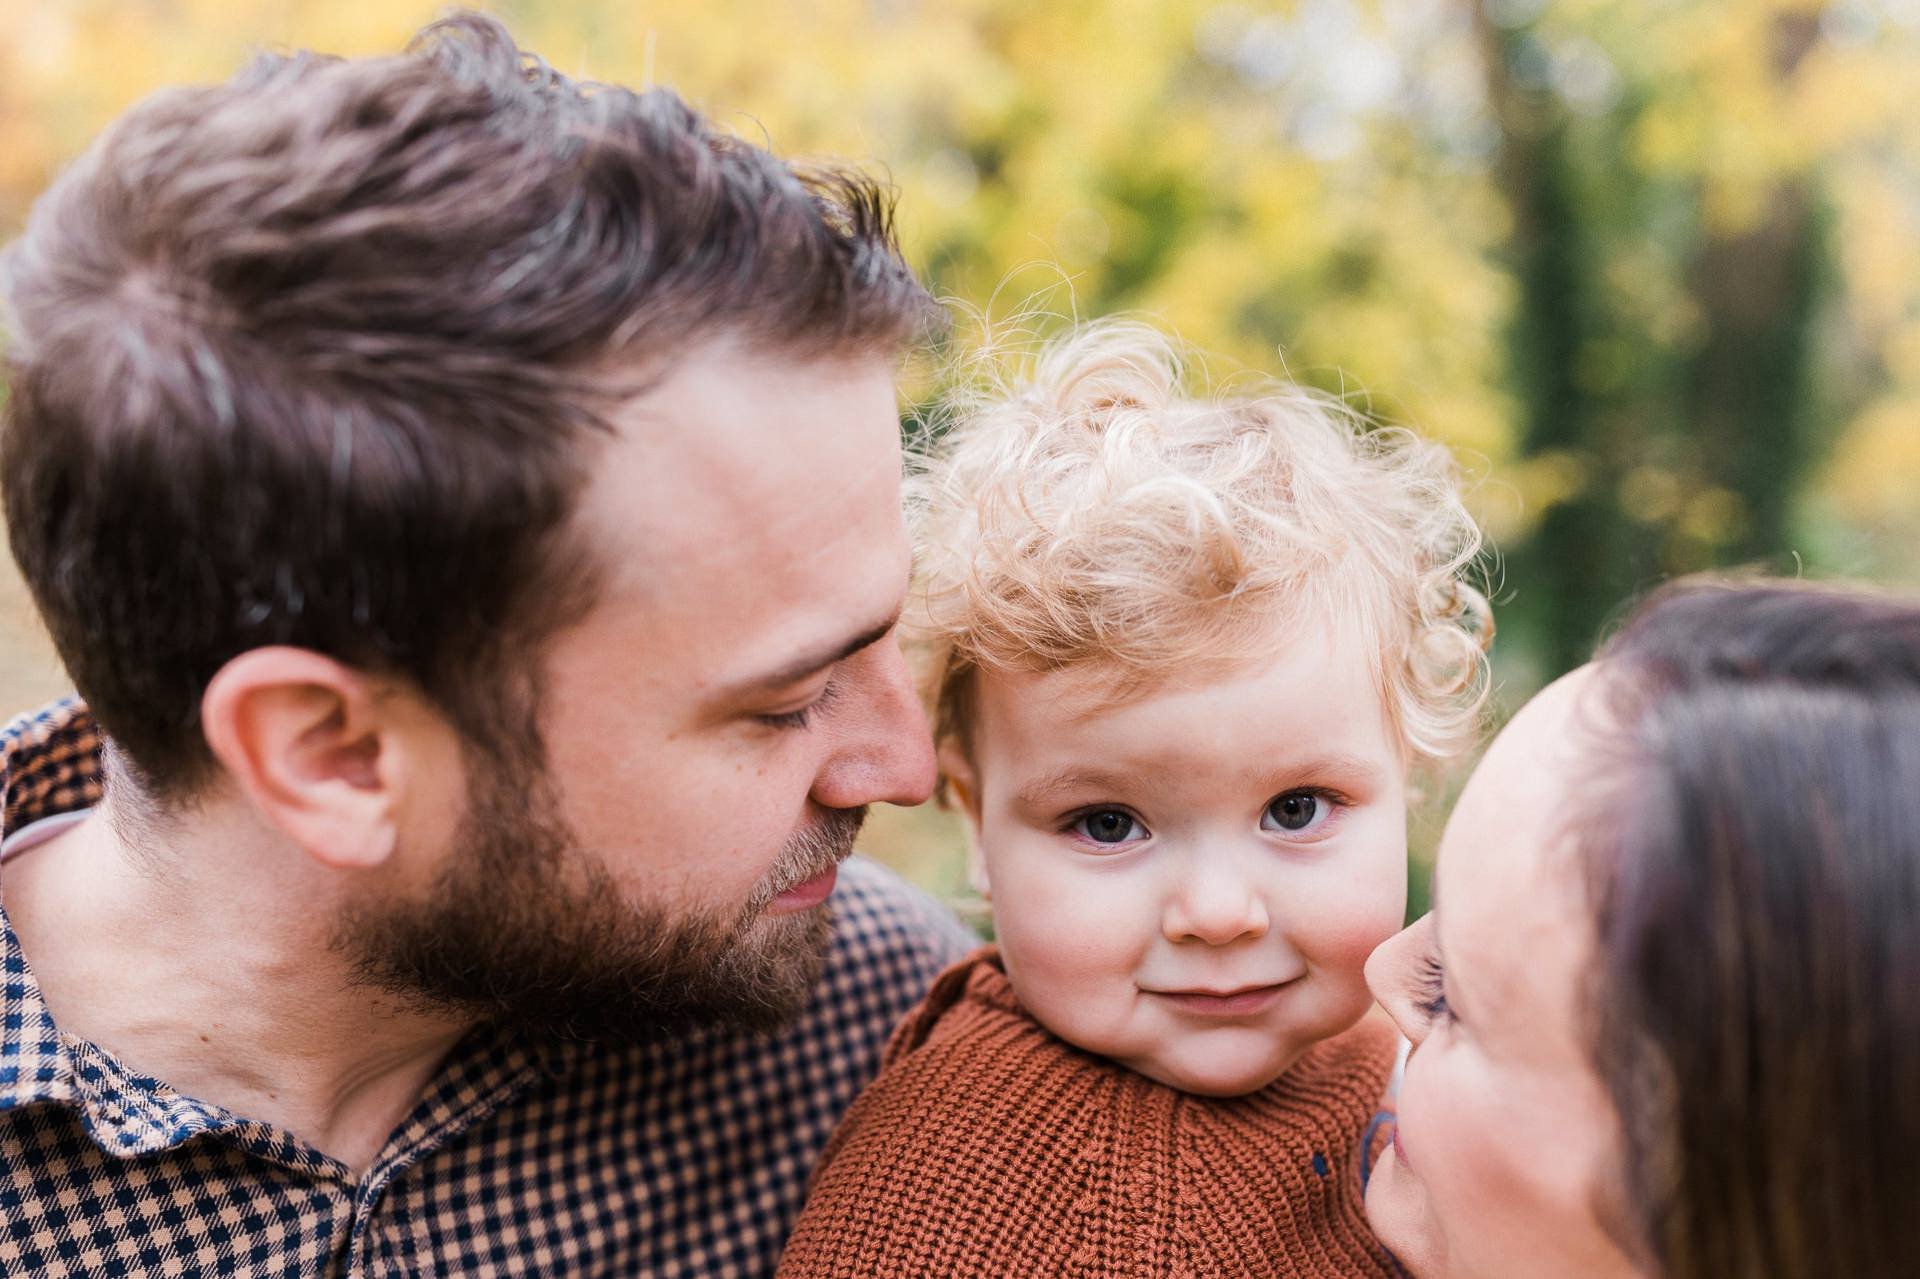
xmin=334 ymin=746 xmax=864 ymax=1043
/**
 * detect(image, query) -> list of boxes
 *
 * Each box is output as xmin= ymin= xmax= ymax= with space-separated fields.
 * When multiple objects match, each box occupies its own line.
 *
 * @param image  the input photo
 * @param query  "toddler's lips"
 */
xmin=768 ymin=865 xmax=838 ymax=914
xmin=1146 ymin=980 xmax=1295 ymax=1017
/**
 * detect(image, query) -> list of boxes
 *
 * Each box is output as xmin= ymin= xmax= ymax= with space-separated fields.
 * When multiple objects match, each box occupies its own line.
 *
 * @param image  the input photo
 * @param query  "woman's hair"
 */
xmin=1582 ymin=579 xmax=1920 ymax=1279
xmin=907 ymin=320 xmax=1491 ymax=771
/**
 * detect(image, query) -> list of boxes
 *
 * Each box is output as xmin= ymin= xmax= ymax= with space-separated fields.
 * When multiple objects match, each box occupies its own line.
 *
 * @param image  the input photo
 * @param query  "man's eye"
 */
xmin=1070 ymin=809 xmax=1147 ymax=845
xmin=755 ymin=680 xmax=838 ymax=731
xmin=1261 ymin=789 xmax=1336 ymax=834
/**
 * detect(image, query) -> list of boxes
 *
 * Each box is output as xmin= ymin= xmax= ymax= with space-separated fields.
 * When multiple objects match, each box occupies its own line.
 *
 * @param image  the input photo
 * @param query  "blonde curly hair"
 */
xmin=908 ymin=320 xmax=1492 ymax=774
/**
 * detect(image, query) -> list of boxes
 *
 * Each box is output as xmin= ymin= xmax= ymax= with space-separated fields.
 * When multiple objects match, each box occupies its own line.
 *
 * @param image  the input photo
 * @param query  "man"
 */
xmin=0 ymin=13 xmax=972 ymax=1277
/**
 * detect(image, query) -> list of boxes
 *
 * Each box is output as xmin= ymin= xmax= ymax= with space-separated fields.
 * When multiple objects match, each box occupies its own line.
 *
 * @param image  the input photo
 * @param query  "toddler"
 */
xmin=777 ymin=322 xmax=1489 ymax=1278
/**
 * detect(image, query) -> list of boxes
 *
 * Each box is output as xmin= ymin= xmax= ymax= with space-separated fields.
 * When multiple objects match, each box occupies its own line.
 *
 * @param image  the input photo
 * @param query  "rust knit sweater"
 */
xmin=776 ymin=947 xmax=1400 ymax=1279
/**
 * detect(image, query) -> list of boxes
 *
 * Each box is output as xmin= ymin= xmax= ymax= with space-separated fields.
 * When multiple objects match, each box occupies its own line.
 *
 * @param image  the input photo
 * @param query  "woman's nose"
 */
xmin=1366 ymin=915 xmax=1433 ymax=1044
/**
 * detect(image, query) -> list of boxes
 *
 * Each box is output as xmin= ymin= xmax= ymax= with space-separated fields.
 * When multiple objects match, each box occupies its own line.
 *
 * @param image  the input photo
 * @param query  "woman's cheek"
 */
xmin=1394 ymin=1048 xmax=1441 ymax=1182
xmin=1384 ymin=1036 xmax=1499 ymax=1274
xmin=1365 ymin=1145 xmax=1445 ymax=1277
xmin=1362 ymin=1060 xmax=1450 ymax=1275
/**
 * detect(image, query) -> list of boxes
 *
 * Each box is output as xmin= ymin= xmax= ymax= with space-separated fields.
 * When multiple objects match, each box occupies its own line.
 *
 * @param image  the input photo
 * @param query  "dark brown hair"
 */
xmin=1582 ymin=579 xmax=1920 ymax=1279
xmin=0 ymin=12 xmax=937 ymax=794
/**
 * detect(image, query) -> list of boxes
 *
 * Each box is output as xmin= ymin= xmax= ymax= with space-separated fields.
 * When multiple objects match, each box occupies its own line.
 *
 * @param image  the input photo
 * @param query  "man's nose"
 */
xmin=809 ymin=635 xmax=937 ymax=811
xmin=1161 ymin=851 xmax=1271 ymax=945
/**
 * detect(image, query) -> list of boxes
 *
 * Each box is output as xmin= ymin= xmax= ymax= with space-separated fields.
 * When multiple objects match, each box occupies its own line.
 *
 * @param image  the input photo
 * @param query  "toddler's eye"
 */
xmin=1072 ymin=809 xmax=1146 ymax=845
xmin=1262 ymin=790 xmax=1332 ymax=834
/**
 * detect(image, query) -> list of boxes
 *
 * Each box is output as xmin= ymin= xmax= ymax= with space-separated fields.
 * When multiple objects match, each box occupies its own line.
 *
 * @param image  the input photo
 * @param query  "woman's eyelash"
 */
xmin=757 ymin=679 xmax=839 ymax=730
xmin=1417 ymin=955 xmax=1452 ymax=1023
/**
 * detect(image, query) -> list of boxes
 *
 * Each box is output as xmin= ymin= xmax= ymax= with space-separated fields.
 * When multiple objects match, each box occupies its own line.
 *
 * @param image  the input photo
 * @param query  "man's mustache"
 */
xmin=753 ymin=805 xmax=867 ymax=905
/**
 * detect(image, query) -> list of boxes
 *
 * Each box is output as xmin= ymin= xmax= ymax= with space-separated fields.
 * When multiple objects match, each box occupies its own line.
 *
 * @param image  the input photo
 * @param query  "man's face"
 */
xmin=344 ymin=336 xmax=938 ymax=1039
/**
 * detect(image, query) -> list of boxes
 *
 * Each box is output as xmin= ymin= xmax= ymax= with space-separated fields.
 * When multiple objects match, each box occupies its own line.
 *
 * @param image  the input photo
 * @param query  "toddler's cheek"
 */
xmin=1303 ymin=897 xmax=1409 ymax=974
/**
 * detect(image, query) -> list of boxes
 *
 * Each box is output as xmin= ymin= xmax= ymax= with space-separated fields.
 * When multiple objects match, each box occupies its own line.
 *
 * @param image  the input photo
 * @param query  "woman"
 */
xmin=1364 ymin=579 xmax=1920 ymax=1278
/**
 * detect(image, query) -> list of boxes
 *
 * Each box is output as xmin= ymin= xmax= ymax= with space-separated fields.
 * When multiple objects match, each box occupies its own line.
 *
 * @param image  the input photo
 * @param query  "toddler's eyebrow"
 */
xmin=1014 ymin=753 xmax=1389 ymax=810
xmin=1278 ymin=753 xmax=1391 ymax=790
xmin=1014 ymin=766 xmax=1144 ymax=809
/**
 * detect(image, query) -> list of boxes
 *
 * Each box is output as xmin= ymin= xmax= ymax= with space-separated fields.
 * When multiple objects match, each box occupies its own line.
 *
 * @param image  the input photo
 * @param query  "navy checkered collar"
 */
xmin=0 ymin=699 xmax=102 ymax=1126
xmin=0 ymin=699 xmax=583 ymax=1174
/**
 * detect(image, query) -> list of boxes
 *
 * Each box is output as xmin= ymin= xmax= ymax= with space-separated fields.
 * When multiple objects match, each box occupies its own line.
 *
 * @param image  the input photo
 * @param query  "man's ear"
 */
xmin=939 ymin=744 xmax=991 ymax=901
xmin=200 ymin=647 xmax=413 ymax=872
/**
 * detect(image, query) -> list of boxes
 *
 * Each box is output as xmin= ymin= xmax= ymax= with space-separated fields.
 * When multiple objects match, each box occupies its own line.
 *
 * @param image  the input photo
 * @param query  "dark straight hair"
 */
xmin=1582 ymin=579 xmax=1920 ymax=1279
xmin=0 ymin=11 xmax=938 ymax=795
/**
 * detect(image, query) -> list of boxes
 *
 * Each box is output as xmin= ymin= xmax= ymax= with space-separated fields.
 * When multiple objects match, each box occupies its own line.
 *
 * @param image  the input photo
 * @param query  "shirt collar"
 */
xmin=0 ymin=699 xmax=102 ymax=1121
xmin=1 ymin=698 xmax=104 ymax=835
xmin=0 ymin=700 xmax=350 ymax=1165
xmin=0 ymin=698 xmax=583 ymax=1168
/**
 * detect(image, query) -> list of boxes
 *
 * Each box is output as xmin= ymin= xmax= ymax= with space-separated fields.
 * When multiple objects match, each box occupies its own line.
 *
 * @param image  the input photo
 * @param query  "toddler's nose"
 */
xmin=1161 ymin=857 xmax=1270 ymax=945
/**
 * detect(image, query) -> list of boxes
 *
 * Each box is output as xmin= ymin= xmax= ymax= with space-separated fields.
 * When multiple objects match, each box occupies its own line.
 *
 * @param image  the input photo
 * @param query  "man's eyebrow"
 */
xmin=723 ymin=610 xmax=901 ymax=699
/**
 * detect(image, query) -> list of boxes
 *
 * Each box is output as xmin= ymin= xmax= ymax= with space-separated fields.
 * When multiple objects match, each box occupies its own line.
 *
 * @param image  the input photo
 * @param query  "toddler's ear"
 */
xmin=937 ymin=744 xmax=980 ymax=821
xmin=964 ymin=833 xmax=991 ymax=901
xmin=937 ymin=746 xmax=992 ymax=901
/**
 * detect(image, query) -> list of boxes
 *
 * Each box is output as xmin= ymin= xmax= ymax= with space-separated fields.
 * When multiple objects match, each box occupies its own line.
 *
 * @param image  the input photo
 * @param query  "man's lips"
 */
xmin=1144 ymin=979 xmax=1298 ymax=1016
xmin=768 ymin=865 xmax=838 ymax=914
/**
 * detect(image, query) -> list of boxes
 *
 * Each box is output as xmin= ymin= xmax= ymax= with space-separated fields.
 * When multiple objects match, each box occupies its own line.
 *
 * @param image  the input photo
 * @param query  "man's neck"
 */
xmin=0 ymin=804 xmax=471 ymax=1175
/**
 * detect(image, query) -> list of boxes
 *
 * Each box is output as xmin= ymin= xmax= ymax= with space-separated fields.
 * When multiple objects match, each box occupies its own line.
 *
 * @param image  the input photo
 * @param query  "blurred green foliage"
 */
xmin=2 ymin=0 xmax=1917 ymax=906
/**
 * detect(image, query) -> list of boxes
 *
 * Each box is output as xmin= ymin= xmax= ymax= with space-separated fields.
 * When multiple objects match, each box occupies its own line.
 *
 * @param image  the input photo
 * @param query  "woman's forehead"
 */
xmin=1434 ymin=670 xmax=1606 ymax=1037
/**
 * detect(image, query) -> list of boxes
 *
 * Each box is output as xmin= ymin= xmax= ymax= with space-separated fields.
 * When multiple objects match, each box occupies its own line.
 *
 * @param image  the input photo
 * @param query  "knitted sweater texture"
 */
xmin=776 ymin=947 xmax=1400 ymax=1279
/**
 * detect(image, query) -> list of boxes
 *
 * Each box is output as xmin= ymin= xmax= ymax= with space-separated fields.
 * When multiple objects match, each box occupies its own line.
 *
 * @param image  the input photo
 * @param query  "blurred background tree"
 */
xmin=2 ymin=0 xmax=1916 ymax=905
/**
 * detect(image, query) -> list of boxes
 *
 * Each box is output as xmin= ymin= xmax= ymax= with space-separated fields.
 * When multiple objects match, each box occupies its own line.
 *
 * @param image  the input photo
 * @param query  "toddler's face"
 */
xmin=951 ymin=620 xmax=1409 ymax=1095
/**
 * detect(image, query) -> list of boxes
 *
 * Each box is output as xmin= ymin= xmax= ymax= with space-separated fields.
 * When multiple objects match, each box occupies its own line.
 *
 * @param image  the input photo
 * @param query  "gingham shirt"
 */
xmin=0 ymin=700 xmax=975 ymax=1278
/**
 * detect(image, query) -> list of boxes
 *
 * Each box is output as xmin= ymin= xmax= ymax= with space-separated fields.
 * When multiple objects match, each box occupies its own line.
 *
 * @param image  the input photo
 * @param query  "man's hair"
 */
xmin=0 ymin=12 xmax=936 ymax=795
xmin=1581 ymin=579 xmax=1920 ymax=1279
xmin=907 ymin=320 xmax=1491 ymax=773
